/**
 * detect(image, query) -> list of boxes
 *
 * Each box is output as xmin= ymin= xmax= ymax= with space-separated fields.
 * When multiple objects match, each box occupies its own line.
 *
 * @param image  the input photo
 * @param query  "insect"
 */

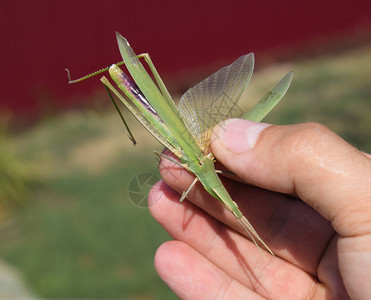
xmin=67 ymin=32 xmax=293 ymax=256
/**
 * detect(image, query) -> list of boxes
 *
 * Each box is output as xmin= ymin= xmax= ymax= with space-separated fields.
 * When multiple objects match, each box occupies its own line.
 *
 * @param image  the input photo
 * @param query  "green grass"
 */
xmin=0 ymin=124 xmax=34 ymax=209
xmin=1 ymin=163 xmax=170 ymax=298
xmin=0 ymin=112 xmax=174 ymax=299
xmin=0 ymin=43 xmax=370 ymax=299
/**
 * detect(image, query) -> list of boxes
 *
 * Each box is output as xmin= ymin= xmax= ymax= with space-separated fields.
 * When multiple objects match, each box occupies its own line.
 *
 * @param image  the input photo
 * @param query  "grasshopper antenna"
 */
xmin=65 ymin=65 xmax=115 ymax=84
xmin=65 ymin=53 xmax=147 ymax=84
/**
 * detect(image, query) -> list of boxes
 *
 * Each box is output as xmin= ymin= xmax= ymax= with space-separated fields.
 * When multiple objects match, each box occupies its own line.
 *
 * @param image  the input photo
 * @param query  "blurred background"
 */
xmin=0 ymin=0 xmax=370 ymax=299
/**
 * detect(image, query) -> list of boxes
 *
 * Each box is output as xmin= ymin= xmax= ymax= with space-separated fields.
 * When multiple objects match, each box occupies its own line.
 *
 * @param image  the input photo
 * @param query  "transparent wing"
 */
xmin=177 ymin=54 xmax=254 ymax=153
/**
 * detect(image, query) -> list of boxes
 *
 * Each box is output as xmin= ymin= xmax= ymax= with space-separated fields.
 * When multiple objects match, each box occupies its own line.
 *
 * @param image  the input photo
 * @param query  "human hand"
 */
xmin=148 ymin=119 xmax=371 ymax=299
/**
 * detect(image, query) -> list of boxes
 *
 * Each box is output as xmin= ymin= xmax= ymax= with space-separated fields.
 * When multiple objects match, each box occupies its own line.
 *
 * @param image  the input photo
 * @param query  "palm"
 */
xmin=150 ymin=155 xmax=348 ymax=299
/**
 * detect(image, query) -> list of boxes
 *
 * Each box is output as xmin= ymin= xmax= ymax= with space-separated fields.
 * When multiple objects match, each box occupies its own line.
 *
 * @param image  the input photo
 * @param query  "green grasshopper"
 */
xmin=67 ymin=32 xmax=293 ymax=256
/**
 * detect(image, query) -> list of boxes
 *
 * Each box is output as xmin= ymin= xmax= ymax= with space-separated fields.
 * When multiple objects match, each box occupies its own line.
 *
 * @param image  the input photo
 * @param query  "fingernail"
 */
xmin=214 ymin=119 xmax=270 ymax=153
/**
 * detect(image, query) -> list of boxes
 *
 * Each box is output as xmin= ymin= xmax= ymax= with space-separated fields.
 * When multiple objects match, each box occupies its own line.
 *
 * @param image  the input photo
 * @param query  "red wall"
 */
xmin=1 ymin=0 xmax=371 ymax=116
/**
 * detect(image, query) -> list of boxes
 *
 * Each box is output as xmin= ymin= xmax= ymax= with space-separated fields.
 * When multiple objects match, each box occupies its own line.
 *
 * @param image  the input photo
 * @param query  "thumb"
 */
xmin=211 ymin=119 xmax=371 ymax=237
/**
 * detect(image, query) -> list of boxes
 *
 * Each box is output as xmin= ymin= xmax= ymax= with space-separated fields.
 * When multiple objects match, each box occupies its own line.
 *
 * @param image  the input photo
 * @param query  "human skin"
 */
xmin=148 ymin=119 xmax=371 ymax=299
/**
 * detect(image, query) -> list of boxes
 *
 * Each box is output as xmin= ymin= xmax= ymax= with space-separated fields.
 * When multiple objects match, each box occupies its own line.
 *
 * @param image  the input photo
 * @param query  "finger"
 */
xmin=211 ymin=119 xmax=371 ymax=299
xmin=149 ymin=182 xmax=327 ymax=299
xmin=157 ymin=152 xmax=334 ymax=275
xmin=154 ymin=241 xmax=264 ymax=300
xmin=211 ymin=119 xmax=371 ymax=238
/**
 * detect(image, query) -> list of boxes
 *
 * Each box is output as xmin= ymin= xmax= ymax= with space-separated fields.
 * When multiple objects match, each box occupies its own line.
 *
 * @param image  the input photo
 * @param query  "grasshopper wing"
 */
xmin=177 ymin=54 xmax=254 ymax=153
